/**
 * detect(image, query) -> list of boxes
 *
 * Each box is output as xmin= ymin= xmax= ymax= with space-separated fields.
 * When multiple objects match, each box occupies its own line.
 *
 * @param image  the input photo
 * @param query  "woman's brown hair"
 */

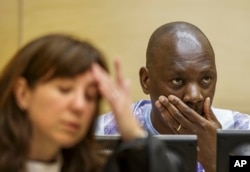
xmin=0 ymin=34 xmax=108 ymax=172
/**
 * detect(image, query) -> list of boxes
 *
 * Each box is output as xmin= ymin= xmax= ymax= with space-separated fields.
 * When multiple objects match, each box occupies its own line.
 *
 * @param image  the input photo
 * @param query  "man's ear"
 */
xmin=139 ymin=67 xmax=150 ymax=95
xmin=14 ymin=77 xmax=30 ymax=110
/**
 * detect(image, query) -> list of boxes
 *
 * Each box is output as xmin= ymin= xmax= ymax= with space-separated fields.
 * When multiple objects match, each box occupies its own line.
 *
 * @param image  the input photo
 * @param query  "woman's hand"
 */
xmin=92 ymin=60 xmax=146 ymax=141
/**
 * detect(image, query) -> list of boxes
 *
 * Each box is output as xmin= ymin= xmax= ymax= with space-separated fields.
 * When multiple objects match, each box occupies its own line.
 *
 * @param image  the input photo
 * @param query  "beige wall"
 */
xmin=0 ymin=0 xmax=19 ymax=70
xmin=1 ymin=0 xmax=250 ymax=114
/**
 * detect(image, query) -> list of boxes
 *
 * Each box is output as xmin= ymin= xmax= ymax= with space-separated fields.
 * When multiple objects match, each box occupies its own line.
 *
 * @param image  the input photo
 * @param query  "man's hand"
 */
xmin=155 ymin=95 xmax=222 ymax=172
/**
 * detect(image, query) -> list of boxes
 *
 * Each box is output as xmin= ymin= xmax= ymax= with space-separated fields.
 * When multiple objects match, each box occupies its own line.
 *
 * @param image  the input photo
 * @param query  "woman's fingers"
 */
xmin=92 ymin=60 xmax=145 ymax=141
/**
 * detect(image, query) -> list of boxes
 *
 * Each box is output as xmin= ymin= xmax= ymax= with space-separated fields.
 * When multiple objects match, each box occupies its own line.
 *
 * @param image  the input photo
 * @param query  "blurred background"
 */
xmin=1 ymin=0 xmax=250 ymax=114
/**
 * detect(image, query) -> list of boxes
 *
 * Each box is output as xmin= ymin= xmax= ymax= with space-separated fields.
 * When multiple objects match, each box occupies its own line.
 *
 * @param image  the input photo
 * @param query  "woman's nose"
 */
xmin=71 ymin=93 xmax=85 ymax=113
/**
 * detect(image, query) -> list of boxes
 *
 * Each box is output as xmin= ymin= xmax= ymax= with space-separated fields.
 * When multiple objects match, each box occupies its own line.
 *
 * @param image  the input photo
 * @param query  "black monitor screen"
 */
xmin=216 ymin=129 xmax=250 ymax=172
xmin=95 ymin=134 xmax=197 ymax=172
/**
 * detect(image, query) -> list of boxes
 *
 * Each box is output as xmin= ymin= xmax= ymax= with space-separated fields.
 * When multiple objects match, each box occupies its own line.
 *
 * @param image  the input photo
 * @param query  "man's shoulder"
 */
xmin=212 ymin=107 xmax=250 ymax=129
xmin=132 ymin=99 xmax=152 ymax=111
xmin=212 ymin=107 xmax=235 ymax=115
xmin=212 ymin=107 xmax=250 ymax=117
xmin=95 ymin=99 xmax=152 ymax=135
xmin=101 ymin=99 xmax=152 ymax=116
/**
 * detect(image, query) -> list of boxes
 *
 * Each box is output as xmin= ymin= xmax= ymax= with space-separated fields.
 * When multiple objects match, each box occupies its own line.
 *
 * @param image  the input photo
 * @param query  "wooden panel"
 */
xmin=0 ymin=0 xmax=19 ymax=70
xmin=22 ymin=0 xmax=250 ymax=113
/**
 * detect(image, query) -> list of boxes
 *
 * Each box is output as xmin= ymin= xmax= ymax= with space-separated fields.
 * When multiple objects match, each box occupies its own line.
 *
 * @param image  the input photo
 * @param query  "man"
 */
xmin=95 ymin=21 xmax=250 ymax=172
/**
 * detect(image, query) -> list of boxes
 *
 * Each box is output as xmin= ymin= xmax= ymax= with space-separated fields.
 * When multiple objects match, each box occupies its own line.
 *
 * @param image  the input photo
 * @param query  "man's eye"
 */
xmin=202 ymin=77 xmax=211 ymax=84
xmin=172 ymin=79 xmax=183 ymax=86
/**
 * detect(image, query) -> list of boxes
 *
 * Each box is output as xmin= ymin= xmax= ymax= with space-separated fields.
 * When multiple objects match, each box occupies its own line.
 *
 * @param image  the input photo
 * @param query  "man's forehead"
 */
xmin=149 ymin=53 xmax=216 ymax=72
xmin=175 ymin=31 xmax=203 ymax=54
xmin=152 ymin=47 xmax=214 ymax=61
xmin=152 ymin=36 xmax=214 ymax=60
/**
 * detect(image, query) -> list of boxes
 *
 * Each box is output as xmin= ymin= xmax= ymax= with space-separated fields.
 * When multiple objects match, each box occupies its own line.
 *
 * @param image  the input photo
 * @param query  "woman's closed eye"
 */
xmin=85 ymin=85 xmax=98 ymax=102
xmin=85 ymin=92 xmax=97 ymax=102
xmin=58 ymin=86 xmax=73 ymax=94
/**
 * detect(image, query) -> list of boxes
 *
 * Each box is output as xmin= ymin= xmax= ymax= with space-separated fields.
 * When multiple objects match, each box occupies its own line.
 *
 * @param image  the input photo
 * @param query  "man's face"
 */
xmin=145 ymin=37 xmax=217 ymax=115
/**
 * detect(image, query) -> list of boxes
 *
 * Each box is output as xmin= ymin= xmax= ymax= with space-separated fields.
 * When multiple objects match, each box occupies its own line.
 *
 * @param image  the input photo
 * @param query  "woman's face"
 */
xmin=23 ymin=70 xmax=98 ymax=148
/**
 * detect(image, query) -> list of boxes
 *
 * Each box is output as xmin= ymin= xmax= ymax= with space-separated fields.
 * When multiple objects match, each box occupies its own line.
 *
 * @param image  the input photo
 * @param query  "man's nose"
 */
xmin=183 ymin=83 xmax=204 ymax=104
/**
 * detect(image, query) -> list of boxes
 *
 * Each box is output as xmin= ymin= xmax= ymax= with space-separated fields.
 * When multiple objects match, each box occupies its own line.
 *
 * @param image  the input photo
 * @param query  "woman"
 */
xmin=0 ymin=34 xmax=174 ymax=172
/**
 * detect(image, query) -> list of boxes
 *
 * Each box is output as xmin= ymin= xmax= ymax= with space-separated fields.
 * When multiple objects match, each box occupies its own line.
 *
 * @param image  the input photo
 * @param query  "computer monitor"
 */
xmin=95 ymin=134 xmax=197 ymax=172
xmin=216 ymin=129 xmax=250 ymax=172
